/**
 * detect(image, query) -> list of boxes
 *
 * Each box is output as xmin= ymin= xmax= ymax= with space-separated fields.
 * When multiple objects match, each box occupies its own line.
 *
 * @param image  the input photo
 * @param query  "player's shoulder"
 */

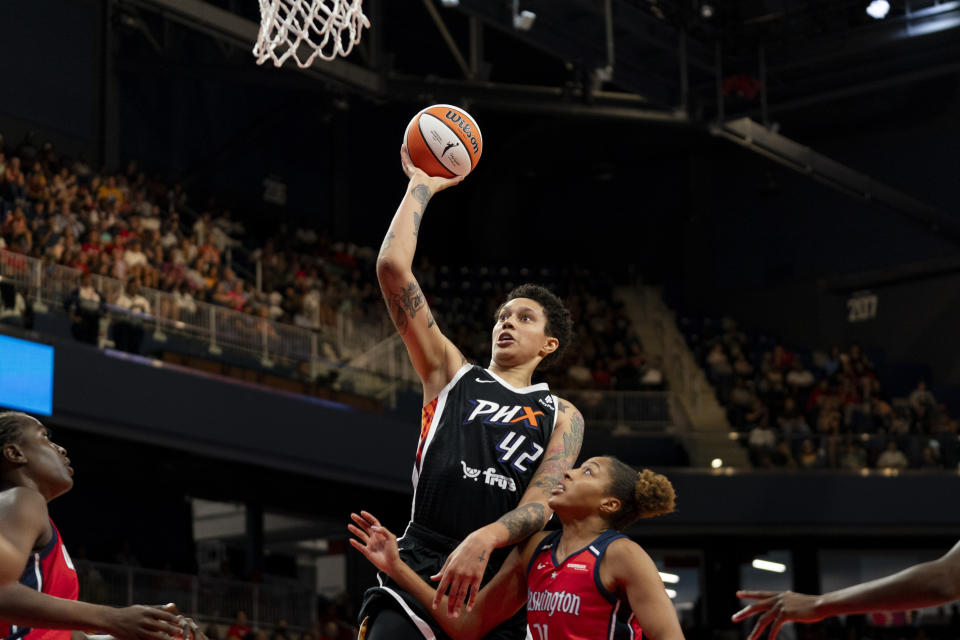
xmin=0 ymin=486 xmax=48 ymax=511
xmin=552 ymin=396 xmax=583 ymax=426
xmin=0 ymin=486 xmax=49 ymax=527
xmin=603 ymin=536 xmax=654 ymax=575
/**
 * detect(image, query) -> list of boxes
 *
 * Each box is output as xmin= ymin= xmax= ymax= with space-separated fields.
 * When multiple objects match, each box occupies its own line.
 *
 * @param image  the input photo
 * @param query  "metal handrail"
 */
xmin=555 ymin=389 xmax=673 ymax=432
xmin=0 ymin=249 xmax=380 ymax=371
xmin=75 ymin=560 xmax=316 ymax=628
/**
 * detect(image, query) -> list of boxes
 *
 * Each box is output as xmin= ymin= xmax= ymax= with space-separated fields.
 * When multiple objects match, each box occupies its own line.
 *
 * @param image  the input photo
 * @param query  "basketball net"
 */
xmin=253 ymin=0 xmax=369 ymax=67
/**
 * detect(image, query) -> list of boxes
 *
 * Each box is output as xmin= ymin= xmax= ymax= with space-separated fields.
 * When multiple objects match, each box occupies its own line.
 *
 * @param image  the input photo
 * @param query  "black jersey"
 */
xmin=412 ymin=364 xmax=559 ymax=539
xmin=359 ymin=364 xmax=559 ymax=640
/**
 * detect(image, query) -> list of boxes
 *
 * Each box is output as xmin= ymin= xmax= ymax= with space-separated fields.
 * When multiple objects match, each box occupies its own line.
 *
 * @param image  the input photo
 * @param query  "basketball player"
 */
xmin=350 ymin=456 xmax=685 ymax=640
xmin=0 ymin=411 xmax=200 ymax=640
xmin=732 ymin=541 xmax=960 ymax=640
xmin=357 ymin=146 xmax=585 ymax=639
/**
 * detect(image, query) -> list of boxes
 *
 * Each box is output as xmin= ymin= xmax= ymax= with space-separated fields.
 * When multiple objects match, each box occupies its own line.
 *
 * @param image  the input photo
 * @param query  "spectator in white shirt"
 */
xmin=876 ymin=441 xmax=909 ymax=470
xmin=65 ymin=272 xmax=104 ymax=344
xmin=112 ymin=279 xmax=151 ymax=353
xmin=786 ymin=360 xmax=815 ymax=391
xmin=122 ymin=239 xmax=148 ymax=270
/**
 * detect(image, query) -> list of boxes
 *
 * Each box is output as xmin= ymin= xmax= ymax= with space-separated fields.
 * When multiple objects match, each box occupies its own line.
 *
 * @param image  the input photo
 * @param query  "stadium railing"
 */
xmin=0 ymin=249 xmax=387 ymax=373
xmin=76 ymin=560 xmax=316 ymax=629
xmin=0 ymin=250 xmax=678 ymax=430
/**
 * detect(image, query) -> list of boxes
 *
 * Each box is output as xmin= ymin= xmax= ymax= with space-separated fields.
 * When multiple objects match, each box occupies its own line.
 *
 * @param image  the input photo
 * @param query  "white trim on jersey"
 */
xmin=33 ymin=553 xmax=42 ymax=591
xmin=607 ymin=598 xmax=621 ymax=640
xmin=550 ymin=394 xmax=560 ymax=436
xmin=484 ymin=368 xmax=549 ymax=394
xmin=626 ymin=612 xmax=637 ymax=640
xmin=375 ymin=575 xmax=437 ymax=640
xmin=410 ymin=363 xmax=474 ymax=521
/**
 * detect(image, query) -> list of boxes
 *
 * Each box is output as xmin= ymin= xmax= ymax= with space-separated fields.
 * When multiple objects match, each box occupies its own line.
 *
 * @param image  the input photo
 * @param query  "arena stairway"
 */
xmin=615 ymin=286 xmax=749 ymax=468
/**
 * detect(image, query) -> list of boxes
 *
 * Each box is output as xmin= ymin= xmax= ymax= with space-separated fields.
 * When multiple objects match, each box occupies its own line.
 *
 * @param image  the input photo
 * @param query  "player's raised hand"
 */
xmin=349 ymin=511 xmax=400 ymax=575
xmin=732 ymin=590 xmax=823 ymax=640
xmin=430 ymin=529 xmax=493 ymax=618
xmin=400 ymin=145 xmax=464 ymax=193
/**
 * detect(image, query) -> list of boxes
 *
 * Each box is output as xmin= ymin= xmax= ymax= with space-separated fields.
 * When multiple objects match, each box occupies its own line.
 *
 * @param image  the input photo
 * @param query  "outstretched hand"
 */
xmin=400 ymin=145 xmax=465 ymax=193
xmin=155 ymin=604 xmax=206 ymax=640
xmin=349 ymin=511 xmax=400 ymax=575
xmin=101 ymin=603 xmax=187 ymax=640
xmin=732 ymin=590 xmax=823 ymax=640
xmin=430 ymin=529 xmax=494 ymax=618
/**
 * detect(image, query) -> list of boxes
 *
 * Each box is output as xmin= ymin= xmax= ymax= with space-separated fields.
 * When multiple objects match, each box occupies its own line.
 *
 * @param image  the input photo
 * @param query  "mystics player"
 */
xmin=0 ymin=411 xmax=199 ymax=640
xmin=350 ymin=456 xmax=685 ymax=640
xmin=357 ymin=146 xmax=585 ymax=640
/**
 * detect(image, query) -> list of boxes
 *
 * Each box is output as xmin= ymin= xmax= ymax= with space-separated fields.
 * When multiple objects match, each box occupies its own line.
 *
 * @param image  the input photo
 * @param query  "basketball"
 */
xmin=403 ymin=104 xmax=483 ymax=178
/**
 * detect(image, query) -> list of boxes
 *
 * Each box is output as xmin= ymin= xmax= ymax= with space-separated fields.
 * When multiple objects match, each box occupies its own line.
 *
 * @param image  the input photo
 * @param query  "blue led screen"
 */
xmin=0 ymin=335 xmax=54 ymax=415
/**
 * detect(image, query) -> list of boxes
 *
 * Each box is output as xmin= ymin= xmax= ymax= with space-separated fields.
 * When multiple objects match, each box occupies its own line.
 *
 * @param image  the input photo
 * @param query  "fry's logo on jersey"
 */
xmin=528 ymin=588 xmax=582 ymax=617
xmin=461 ymin=461 xmax=517 ymax=492
xmin=465 ymin=400 xmax=544 ymax=429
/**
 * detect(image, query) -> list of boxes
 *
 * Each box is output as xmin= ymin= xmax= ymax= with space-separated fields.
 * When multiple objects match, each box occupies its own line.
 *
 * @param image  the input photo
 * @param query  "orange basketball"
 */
xmin=403 ymin=104 xmax=483 ymax=178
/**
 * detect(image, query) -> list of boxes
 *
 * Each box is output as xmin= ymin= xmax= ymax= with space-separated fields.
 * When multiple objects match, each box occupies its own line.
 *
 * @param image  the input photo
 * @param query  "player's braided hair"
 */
xmin=500 ymin=284 xmax=573 ymax=370
xmin=605 ymin=457 xmax=676 ymax=531
xmin=0 ymin=412 xmax=33 ymax=449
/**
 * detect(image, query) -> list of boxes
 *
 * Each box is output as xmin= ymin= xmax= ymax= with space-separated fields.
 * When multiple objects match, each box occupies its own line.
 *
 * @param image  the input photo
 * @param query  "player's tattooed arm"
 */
xmin=529 ymin=402 xmax=585 ymax=495
xmin=495 ymin=503 xmax=549 ymax=543
xmin=411 ymin=185 xmax=432 ymax=237
xmin=385 ymin=281 xmax=427 ymax=335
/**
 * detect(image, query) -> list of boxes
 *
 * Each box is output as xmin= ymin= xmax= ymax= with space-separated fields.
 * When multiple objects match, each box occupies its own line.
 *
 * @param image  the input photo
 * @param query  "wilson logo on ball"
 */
xmin=444 ymin=110 xmax=480 ymax=155
xmin=403 ymin=104 xmax=483 ymax=179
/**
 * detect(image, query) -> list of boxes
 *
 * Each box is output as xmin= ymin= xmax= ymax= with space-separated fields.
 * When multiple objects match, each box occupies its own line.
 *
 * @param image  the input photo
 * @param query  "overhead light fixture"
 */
xmin=512 ymin=0 xmax=536 ymax=31
xmin=666 ymin=588 xmax=677 ymax=599
xmin=514 ymin=10 xmax=536 ymax=30
xmin=711 ymin=458 xmax=723 ymax=469
xmin=866 ymin=0 xmax=890 ymax=19
xmin=659 ymin=572 xmax=680 ymax=584
xmin=701 ymin=3 xmax=714 ymax=19
xmin=751 ymin=558 xmax=787 ymax=573
xmin=440 ymin=0 xmax=459 ymax=6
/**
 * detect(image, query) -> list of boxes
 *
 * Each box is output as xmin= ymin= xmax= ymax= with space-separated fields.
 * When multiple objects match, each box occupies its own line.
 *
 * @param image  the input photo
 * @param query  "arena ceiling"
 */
xmin=117 ymin=0 xmax=960 ymax=123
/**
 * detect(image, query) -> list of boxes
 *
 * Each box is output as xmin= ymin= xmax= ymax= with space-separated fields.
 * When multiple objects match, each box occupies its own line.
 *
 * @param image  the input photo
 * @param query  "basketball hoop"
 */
xmin=253 ymin=0 xmax=370 ymax=67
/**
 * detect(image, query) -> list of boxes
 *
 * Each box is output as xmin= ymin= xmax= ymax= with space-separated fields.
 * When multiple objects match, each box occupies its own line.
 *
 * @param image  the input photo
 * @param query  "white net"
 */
xmin=253 ymin=0 xmax=369 ymax=67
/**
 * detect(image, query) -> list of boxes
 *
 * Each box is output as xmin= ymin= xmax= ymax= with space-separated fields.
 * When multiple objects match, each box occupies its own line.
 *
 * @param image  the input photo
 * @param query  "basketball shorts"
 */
xmin=358 ymin=521 xmax=528 ymax=640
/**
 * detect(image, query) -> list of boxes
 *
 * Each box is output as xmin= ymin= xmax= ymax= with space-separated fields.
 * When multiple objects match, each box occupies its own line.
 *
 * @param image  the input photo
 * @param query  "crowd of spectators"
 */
xmin=0 ymin=132 xmax=382 ymax=346
xmin=682 ymin=316 xmax=959 ymax=471
xmin=0 ymin=131 xmax=663 ymax=391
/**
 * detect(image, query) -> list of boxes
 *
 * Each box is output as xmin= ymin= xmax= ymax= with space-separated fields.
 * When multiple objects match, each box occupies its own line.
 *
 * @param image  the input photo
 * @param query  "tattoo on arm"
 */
xmin=530 ymin=410 xmax=585 ymax=492
xmin=412 ymin=184 xmax=432 ymax=205
xmin=496 ymin=503 xmax=548 ymax=543
xmin=410 ymin=185 xmax=431 ymax=237
xmin=426 ymin=309 xmax=436 ymax=328
xmin=385 ymin=282 xmax=426 ymax=334
xmin=379 ymin=231 xmax=396 ymax=255
xmin=477 ymin=551 xmax=486 ymax=562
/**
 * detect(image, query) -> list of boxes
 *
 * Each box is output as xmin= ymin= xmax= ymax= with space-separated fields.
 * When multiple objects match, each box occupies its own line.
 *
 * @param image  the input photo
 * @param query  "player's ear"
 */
xmin=540 ymin=336 xmax=559 ymax=357
xmin=599 ymin=496 xmax=622 ymax=515
xmin=2 ymin=443 xmax=26 ymax=465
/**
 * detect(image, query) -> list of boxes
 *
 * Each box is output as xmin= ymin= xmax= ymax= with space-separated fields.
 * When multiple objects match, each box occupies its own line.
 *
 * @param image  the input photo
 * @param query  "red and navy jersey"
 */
xmin=3 ymin=520 xmax=79 ymax=640
xmin=412 ymin=364 xmax=558 ymax=541
xmin=526 ymin=529 xmax=642 ymax=640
